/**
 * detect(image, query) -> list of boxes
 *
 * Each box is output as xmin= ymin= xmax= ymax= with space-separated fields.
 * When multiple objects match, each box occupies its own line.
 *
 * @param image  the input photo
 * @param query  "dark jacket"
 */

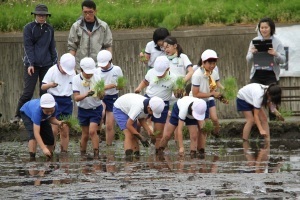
xmin=23 ymin=21 xmax=58 ymax=67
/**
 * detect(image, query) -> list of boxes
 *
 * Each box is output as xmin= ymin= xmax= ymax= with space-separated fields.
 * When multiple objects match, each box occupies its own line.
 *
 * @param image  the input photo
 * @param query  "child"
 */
xmin=20 ymin=93 xmax=64 ymax=160
xmin=135 ymin=56 xmax=176 ymax=151
xmin=139 ymin=27 xmax=170 ymax=70
xmin=113 ymin=93 xmax=165 ymax=157
xmin=163 ymin=36 xmax=193 ymax=82
xmin=191 ymin=49 xmax=223 ymax=154
xmin=41 ymin=53 xmax=76 ymax=152
xmin=158 ymin=97 xmax=207 ymax=157
xmin=95 ymin=50 xmax=124 ymax=146
xmin=236 ymin=83 xmax=284 ymax=141
xmin=72 ymin=57 xmax=103 ymax=158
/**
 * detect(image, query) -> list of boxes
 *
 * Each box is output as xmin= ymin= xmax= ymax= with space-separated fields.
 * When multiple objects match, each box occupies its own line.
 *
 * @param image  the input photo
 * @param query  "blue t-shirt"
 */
xmin=20 ymin=99 xmax=58 ymax=125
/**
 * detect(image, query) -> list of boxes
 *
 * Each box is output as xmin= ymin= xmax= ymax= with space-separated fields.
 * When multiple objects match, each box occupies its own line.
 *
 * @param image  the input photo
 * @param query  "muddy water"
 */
xmin=0 ymin=139 xmax=299 ymax=199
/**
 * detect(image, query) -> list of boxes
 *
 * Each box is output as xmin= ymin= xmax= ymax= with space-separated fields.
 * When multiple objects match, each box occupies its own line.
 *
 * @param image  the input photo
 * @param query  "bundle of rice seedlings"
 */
xmin=140 ymin=49 xmax=147 ymax=62
xmin=278 ymin=107 xmax=292 ymax=118
xmin=116 ymin=76 xmax=127 ymax=90
xmin=61 ymin=115 xmax=81 ymax=132
xmin=173 ymin=76 xmax=185 ymax=98
xmin=202 ymin=120 xmax=214 ymax=133
xmin=221 ymin=77 xmax=238 ymax=100
xmin=93 ymin=80 xmax=105 ymax=99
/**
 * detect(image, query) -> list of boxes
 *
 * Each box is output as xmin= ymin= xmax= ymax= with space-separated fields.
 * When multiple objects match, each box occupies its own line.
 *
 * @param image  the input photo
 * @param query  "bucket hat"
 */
xmin=31 ymin=4 xmax=51 ymax=16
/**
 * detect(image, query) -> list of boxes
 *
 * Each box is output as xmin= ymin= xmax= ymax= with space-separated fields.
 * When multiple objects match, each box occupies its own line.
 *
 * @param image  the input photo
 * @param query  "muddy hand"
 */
xmin=276 ymin=114 xmax=285 ymax=121
xmin=42 ymin=148 xmax=52 ymax=158
xmin=150 ymin=134 xmax=156 ymax=145
xmin=87 ymin=90 xmax=95 ymax=97
xmin=134 ymin=134 xmax=150 ymax=147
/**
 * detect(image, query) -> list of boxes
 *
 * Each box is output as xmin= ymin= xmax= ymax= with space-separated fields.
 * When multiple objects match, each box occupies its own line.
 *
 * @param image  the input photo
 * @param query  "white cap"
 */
xmin=97 ymin=50 xmax=112 ymax=67
xmin=149 ymin=96 xmax=165 ymax=118
xmin=60 ymin=53 xmax=75 ymax=75
xmin=191 ymin=99 xmax=207 ymax=120
xmin=153 ymin=56 xmax=170 ymax=76
xmin=201 ymin=49 xmax=218 ymax=62
xmin=80 ymin=57 xmax=96 ymax=74
xmin=40 ymin=93 xmax=55 ymax=108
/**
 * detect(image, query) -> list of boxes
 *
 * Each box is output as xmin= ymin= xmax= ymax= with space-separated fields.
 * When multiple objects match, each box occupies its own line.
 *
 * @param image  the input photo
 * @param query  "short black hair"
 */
xmin=153 ymin=28 xmax=170 ymax=45
xmin=82 ymin=0 xmax=96 ymax=10
xmin=258 ymin=17 xmax=276 ymax=36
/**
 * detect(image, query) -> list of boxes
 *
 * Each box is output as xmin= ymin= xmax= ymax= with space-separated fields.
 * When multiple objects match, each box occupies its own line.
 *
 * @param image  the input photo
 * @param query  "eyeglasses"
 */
xmin=83 ymin=10 xmax=95 ymax=16
xmin=36 ymin=14 xmax=47 ymax=18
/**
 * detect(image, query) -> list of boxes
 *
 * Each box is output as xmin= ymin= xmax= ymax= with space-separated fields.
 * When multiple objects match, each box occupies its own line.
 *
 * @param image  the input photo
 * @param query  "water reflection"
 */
xmin=0 ymin=139 xmax=299 ymax=189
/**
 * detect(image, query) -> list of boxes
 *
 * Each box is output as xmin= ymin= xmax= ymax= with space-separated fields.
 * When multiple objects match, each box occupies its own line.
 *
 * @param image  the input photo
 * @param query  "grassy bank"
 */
xmin=0 ymin=0 xmax=299 ymax=32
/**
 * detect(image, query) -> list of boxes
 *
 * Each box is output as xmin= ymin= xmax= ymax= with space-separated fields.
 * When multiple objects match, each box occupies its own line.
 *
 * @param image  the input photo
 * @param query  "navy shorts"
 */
xmin=145 ymin=94 xmax=169 ymax=123
xmin=113 ymin=106 xmax=137 ymax=131
xmin=236 ymin=98 xmax=254 ymax=111
xmin=78 ymin=105 xmax=103 ymax=126
xmin=53 ymin=95 xmax=73 ymax=119
xmin=103 ymin=94 xmax=118 ymax=112
xmin=20 ymin=112 xmax=54 ymax=145
xmin=169 ymin=102 xmax=198 ymax=126
xmin=205 ymin=99 xmax=216 ymax=119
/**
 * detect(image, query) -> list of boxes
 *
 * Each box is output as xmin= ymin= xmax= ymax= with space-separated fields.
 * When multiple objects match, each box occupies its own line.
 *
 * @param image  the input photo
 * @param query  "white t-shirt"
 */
xmin=145 ymin=69 xmax=176 ymax=101
xmin=72 ymin=73 xmax=102 ymax=109
xmin=42 ymin=65 xmax=75 ymax=96
xmin=145 ymin=41 xmax=165 ymax=67
xmin=95 ymin=64 xmax=123 ymax=95
xmin=169 ymin=53 xmax=192 ymax=77
xmin=237 ymin=83 xmax=268 ymax=109
xmin=191 ymin=67 xmax=220 ymax=101
xmin=114 ymin=93 xmax=148 ymax=121
xmin=192 ymin=65 xmax=219 ymax=76
xmin=177 ymin=96 xmax=199 ymax=120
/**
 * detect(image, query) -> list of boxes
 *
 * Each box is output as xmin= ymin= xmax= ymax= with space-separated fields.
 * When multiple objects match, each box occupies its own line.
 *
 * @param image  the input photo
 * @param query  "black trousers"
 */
xmin=15 ymin=66 xmax=51 ymax=117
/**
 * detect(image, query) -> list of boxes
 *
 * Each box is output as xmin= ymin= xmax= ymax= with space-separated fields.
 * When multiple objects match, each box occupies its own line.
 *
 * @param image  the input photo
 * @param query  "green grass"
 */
xmin=202 ymin=120 xmax=214 ymax=133
xmin=0 ymin=0 xmax=299 ymax=32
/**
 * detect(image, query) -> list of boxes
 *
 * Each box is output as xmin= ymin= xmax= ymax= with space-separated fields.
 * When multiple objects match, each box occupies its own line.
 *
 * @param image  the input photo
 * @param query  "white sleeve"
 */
xmin=181 ymin=54 xmax=192 ymax=69
xmin=72 ymin=76 xmax=80 ymax=93
xmin=42 ymin=67 xmax=54 ymax=83
xmin=191 ymin=71 xmax=201 ymax=86
xmin=145 ymin=41 xmax=152 ymax=54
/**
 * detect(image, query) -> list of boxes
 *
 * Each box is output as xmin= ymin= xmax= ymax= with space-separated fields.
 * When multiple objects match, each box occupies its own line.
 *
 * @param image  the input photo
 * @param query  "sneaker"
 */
xmin=10 ymin=116 xmax=21 ymax=124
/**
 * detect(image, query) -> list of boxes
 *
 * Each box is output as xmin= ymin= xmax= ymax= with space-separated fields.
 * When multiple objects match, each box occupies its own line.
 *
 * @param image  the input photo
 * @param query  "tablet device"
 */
xmin=252 ymin=39 xmax=273 ymax=52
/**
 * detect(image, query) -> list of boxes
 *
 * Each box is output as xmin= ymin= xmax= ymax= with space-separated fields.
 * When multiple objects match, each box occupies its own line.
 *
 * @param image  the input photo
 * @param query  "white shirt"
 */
xmin=42 ymin=65 xmax=75 ymax=96
xmin=114 ymin=93 xmax=148 ymax=121
xmin=177 ymin=96 xmax=200 ymax=120
xmin=191 ymin=67 xmax=220 ymax=101
xmin=169 ymin=53 xmax=192 ymax=77
xmin=145 ymin=41 xmax=165 ymax=67
xmin=72 ymin=73 xmax=102 ymax=109
xmin=145 ymin=69 xmax=176 ymax=101
xmin=95 ymin=64 xmax=123 ymax=95
xmin=237 ymin=83 xmax=268 ymax=109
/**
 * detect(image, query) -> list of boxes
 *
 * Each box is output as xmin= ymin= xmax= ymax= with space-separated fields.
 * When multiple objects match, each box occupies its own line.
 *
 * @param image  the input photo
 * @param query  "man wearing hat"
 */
xmin=20 ymin=93 xmax=64 ymax=160
xmin=68 ymin=0 xmax=113 ymax=73
xmin=41 ymin=53 xmax=76 ymax=153
xmin=11 ymin=4 xmax=58 ymax=123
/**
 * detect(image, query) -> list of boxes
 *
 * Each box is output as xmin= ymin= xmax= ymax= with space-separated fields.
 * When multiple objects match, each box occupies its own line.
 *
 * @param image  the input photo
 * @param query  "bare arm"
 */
xmin=192 ymin=85 xmax=220 ymax=99
xmin=134 ymin=80 xmax=149 ymax=93
xmin=184 ymin=66 xmax=194 ymax=82
xmin=33 ymin=124 xmax=51 ymax=156
xmin=177 ymin=119 xmax=185 ymax=154
xmin=73 ymin=91 xmax=91 ymax=102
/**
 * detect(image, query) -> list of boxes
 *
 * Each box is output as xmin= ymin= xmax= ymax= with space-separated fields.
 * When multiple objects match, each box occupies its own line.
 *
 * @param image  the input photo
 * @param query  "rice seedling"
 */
xmin=61 ymin=115 xmax=81 ymax=132
xmin=173 ymin=76 xmax=185 ymax=98
xmin=140 ymin=48 xmax=147 ymax=62
xmin=278 ymin=107 xmax=292 ymax=118
xmin=116 ymin=76 xmax=127 ymax=90
xmin=221 ymin=77 xmax=238 ymax=100
xmin=93 ymin=80 xmax=105 ymax=99
xmin=202 ymin=120 xmax=214 ymax=133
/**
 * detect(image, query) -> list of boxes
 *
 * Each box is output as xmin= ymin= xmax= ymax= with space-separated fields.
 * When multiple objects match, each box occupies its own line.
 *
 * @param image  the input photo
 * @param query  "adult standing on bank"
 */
xmin=11 ymin=4 xmax=58 ymax=123
xmin=68 ymin=0 xmax=113 ymax=73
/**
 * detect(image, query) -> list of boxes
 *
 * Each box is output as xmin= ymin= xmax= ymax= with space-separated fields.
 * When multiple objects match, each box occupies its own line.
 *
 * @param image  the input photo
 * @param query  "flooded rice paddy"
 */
xmin=0 ymin=138 xmax=300 ymax=199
